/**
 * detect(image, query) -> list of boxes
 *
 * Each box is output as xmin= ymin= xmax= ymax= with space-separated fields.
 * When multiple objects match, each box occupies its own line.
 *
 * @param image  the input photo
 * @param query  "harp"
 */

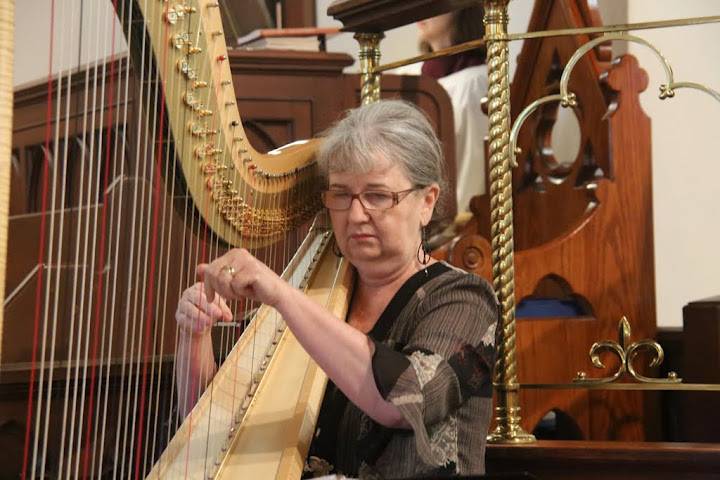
xmin=1 ymin=1 xmax=354 ymax=478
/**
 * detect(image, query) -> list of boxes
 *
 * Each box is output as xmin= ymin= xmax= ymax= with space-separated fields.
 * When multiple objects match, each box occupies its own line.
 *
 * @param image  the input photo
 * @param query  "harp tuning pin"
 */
xmin=165 ymin=9 xmax=179 ymax=25
xmin=233 ymin=137 xmax=244 ymax=143
xmin=180 ymin=5 xmax=197 ymax=14
xmin=177 ymin=59 xmax=198 ymax=80
xmin=230 ymin=120 xmax=240 ymax=127
xmin=188 ymin=46 xmax=202 ymax=55
xmin=192 ymin=80 xmax=208 ymax=89
xmin=188 ymin=123 xmax=218 ymax=138
xmin=197 ymin=108 xmax=213 ymax=117
xmin=172 ymin=33 xmax=190 ymax=49
xmin=211 ymin=30 xmax=223 ymax=37
xmin=225 ymin=101 xmax=236 ymax=107
xmin=183 ymin=92 xmax=200 ymax=110
xmin=195 ymin=144 xmax=223 ymax=159
xmin=221 ymin=80 xmax=232 ymax=87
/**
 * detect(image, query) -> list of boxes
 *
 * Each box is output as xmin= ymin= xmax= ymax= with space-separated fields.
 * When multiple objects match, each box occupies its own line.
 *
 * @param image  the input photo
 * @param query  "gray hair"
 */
xmin=317 ymin=100 xmax=447 ymax=203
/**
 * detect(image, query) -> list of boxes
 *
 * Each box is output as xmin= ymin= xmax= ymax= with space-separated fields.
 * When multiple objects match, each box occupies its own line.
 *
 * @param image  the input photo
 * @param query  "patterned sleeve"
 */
xmin=370 ymin=271 xmax=499 ymax=467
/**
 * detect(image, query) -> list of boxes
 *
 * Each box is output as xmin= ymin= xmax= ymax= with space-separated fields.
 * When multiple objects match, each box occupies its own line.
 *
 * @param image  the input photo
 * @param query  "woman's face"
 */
xmin=327 ymin=158 xmax=439 ymax=278
xmin=417 ymin=13 xmax=454 ymax=51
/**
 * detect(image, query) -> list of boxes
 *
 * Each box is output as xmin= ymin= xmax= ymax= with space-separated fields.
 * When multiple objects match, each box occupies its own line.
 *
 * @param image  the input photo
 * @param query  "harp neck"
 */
xmin=134 ymin=1 xmax=321 ymax=247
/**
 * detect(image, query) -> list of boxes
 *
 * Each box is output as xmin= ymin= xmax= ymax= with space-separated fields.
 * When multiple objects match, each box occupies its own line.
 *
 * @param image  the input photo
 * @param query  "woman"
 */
xmin=175 ymin=100 xmax=499 ymax=478
xmin=417 ymin=7 xmax=489 ymax=212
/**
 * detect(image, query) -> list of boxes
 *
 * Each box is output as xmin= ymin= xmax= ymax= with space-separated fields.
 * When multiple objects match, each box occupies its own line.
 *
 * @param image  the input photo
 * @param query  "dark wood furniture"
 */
xmin=328 ymin=0 xmax=483 ymax=32
xmin=680 ymin=296 xmax=720 ymax=442
xmin=487 ymin=441 xmax=720 ymax=480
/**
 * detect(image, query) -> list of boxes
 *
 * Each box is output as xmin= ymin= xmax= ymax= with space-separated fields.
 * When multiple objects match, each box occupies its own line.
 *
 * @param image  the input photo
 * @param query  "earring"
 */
xmin=417 ymin=226 xmax=430 ymax=266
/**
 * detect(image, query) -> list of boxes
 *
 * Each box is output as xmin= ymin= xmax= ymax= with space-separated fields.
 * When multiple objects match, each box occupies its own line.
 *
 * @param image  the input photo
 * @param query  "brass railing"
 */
xmin=353 ymin=1 xmax=720 ymax=443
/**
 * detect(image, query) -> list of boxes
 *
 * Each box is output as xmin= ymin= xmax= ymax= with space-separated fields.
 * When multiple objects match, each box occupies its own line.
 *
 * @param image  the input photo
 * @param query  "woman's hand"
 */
xmin=175 ymin=282 xmax=233 ymax=337
xmin=197 ymin=248 xmax=287 ymax=308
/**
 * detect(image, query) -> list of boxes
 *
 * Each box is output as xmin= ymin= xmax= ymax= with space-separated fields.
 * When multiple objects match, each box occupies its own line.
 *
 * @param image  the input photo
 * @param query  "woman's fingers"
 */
xmin=176 ymin=301 xmax=213 ymax=334
xmin=186 ymin=283 xmax=232 ymax=321
xmin=175 ymin=282 xmax=235 ymax=337
xmin=196 ymin=263 xmax=216 ymax=303
xmin=214 ymin=294 xmax=234 ymax=321
xmin=195 ymin=248 xmax=283 ymax=307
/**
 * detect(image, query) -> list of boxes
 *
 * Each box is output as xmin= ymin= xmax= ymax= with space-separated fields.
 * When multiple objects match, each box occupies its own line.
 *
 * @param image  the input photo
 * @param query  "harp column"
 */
xmin=484 ymin=0 xmax=535 ymax=444
xmin=0 ymin=0 xmax=14 ymax=361
xmin=355 ymin=32 xmax=384 ymax=104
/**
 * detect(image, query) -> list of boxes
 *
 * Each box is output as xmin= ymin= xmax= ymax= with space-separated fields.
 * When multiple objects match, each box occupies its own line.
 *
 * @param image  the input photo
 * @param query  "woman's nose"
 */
xmin=347 ymin=196 xmax=369 ymax=222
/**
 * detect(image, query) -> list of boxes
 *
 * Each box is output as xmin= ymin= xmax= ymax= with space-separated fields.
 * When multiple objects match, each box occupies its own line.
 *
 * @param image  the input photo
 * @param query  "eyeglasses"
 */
xmin=321 ymin=187 xmax=420 ymax=211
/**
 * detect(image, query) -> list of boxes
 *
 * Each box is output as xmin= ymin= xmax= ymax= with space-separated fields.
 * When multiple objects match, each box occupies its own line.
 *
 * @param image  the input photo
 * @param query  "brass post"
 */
xmin=0 ymin=0 xmax=14 ymax=363
xmin=484 ymin=0 xmax=535 ymax=444
xmin=354 ymin=32 xmax=384 ymax=104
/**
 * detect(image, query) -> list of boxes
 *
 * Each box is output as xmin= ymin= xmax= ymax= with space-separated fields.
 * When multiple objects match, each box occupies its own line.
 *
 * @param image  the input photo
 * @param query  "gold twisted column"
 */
xmin=484 ymin=0 xmax=535 ymax=444
xmin=0 ymin=0 xmax=14 ymax=362
xmin=354 ymin=32 xmax=384 ymax=104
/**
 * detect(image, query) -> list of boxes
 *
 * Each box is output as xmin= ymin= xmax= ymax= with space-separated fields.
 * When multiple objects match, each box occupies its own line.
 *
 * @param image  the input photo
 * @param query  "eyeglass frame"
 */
xmin=320 ymin=186 xmax=425 ymax=211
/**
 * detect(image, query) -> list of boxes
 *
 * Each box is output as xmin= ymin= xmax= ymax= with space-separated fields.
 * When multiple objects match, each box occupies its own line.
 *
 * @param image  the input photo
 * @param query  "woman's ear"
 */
xmin=420 ymin=183 xmax=440 ymax=226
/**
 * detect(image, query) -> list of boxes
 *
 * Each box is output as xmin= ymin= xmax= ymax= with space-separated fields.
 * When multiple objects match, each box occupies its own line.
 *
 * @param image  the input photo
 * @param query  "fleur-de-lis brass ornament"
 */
xmin=574 ymin=317 xmax=682 ymax=385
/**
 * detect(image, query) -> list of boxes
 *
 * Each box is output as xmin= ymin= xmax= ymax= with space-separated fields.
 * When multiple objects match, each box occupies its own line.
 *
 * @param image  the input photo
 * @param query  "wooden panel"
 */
xmin=283 ymin=0 xmax=317 ymax=28
xmin=240 ymin=99 xmax=314 ymax=152
xmin=487 ymin=440 xmax=720 ymax=480
xmin=515 ymin=317 xmax=598 ymax=437
xmin=681 ymin=296 xmax=720 ymax=442
xmin=445 ymin=2 xmax=656 ymax=441
xmin=230 ymin=50 xmax=352 ymax=152
xmin=508 ymin=54 xmax=656 ymax=440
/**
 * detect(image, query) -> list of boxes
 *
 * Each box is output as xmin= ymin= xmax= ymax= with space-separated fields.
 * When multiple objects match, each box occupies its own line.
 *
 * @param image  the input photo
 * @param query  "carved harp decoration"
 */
xmin=3 ymin=1 xmax=351 ymax=479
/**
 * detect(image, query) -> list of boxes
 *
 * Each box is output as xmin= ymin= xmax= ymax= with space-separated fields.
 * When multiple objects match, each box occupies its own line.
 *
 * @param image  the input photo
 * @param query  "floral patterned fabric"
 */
xmin=307 ymin=262 xmax=499 ymax=479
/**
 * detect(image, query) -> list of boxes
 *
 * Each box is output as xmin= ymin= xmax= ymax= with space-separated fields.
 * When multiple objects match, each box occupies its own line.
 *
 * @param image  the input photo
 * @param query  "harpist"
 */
xmin=174 ymin=100 xmax=499 ymax=478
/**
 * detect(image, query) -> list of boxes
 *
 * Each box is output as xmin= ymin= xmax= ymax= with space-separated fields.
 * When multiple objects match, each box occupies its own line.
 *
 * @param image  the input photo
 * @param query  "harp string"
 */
xmin=112 ymin=0 xmax=144 ymax=475
xmin=55 ymin=3 xmax=83 ymax=476
xmin=94 ymin=0 xmax=132 ymax=475
xmin=81 ymin=0 xmax=122 ymax=475
xmin=20 ymin=0 xmax=55 ymax=476
xmin=34 ymin=1 xmax=73 ymax=476
xmin=120 ymin=3 xmax=154 ymax=475
xmin=187 ymin=6 xmax=217 ymax=475
xmin=18 ymin=1 xmax=315 ymax=477
xmin=129 ymin=0 xmax=171 ymax=474
xmin=96 ymin=0 xmax=133 ymax=474
xmin=147 ymin=0 xmax=181 ymax=469
xmin=71 ymin=0 xmax=112 ymax=474
xmin=64 ymin=1 xmax=103 ymax=475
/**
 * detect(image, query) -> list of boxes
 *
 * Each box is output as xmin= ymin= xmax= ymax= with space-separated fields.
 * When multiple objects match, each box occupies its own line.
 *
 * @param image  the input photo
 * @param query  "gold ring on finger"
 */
xmin=220 ymin=264 xmax=237 ymax=277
